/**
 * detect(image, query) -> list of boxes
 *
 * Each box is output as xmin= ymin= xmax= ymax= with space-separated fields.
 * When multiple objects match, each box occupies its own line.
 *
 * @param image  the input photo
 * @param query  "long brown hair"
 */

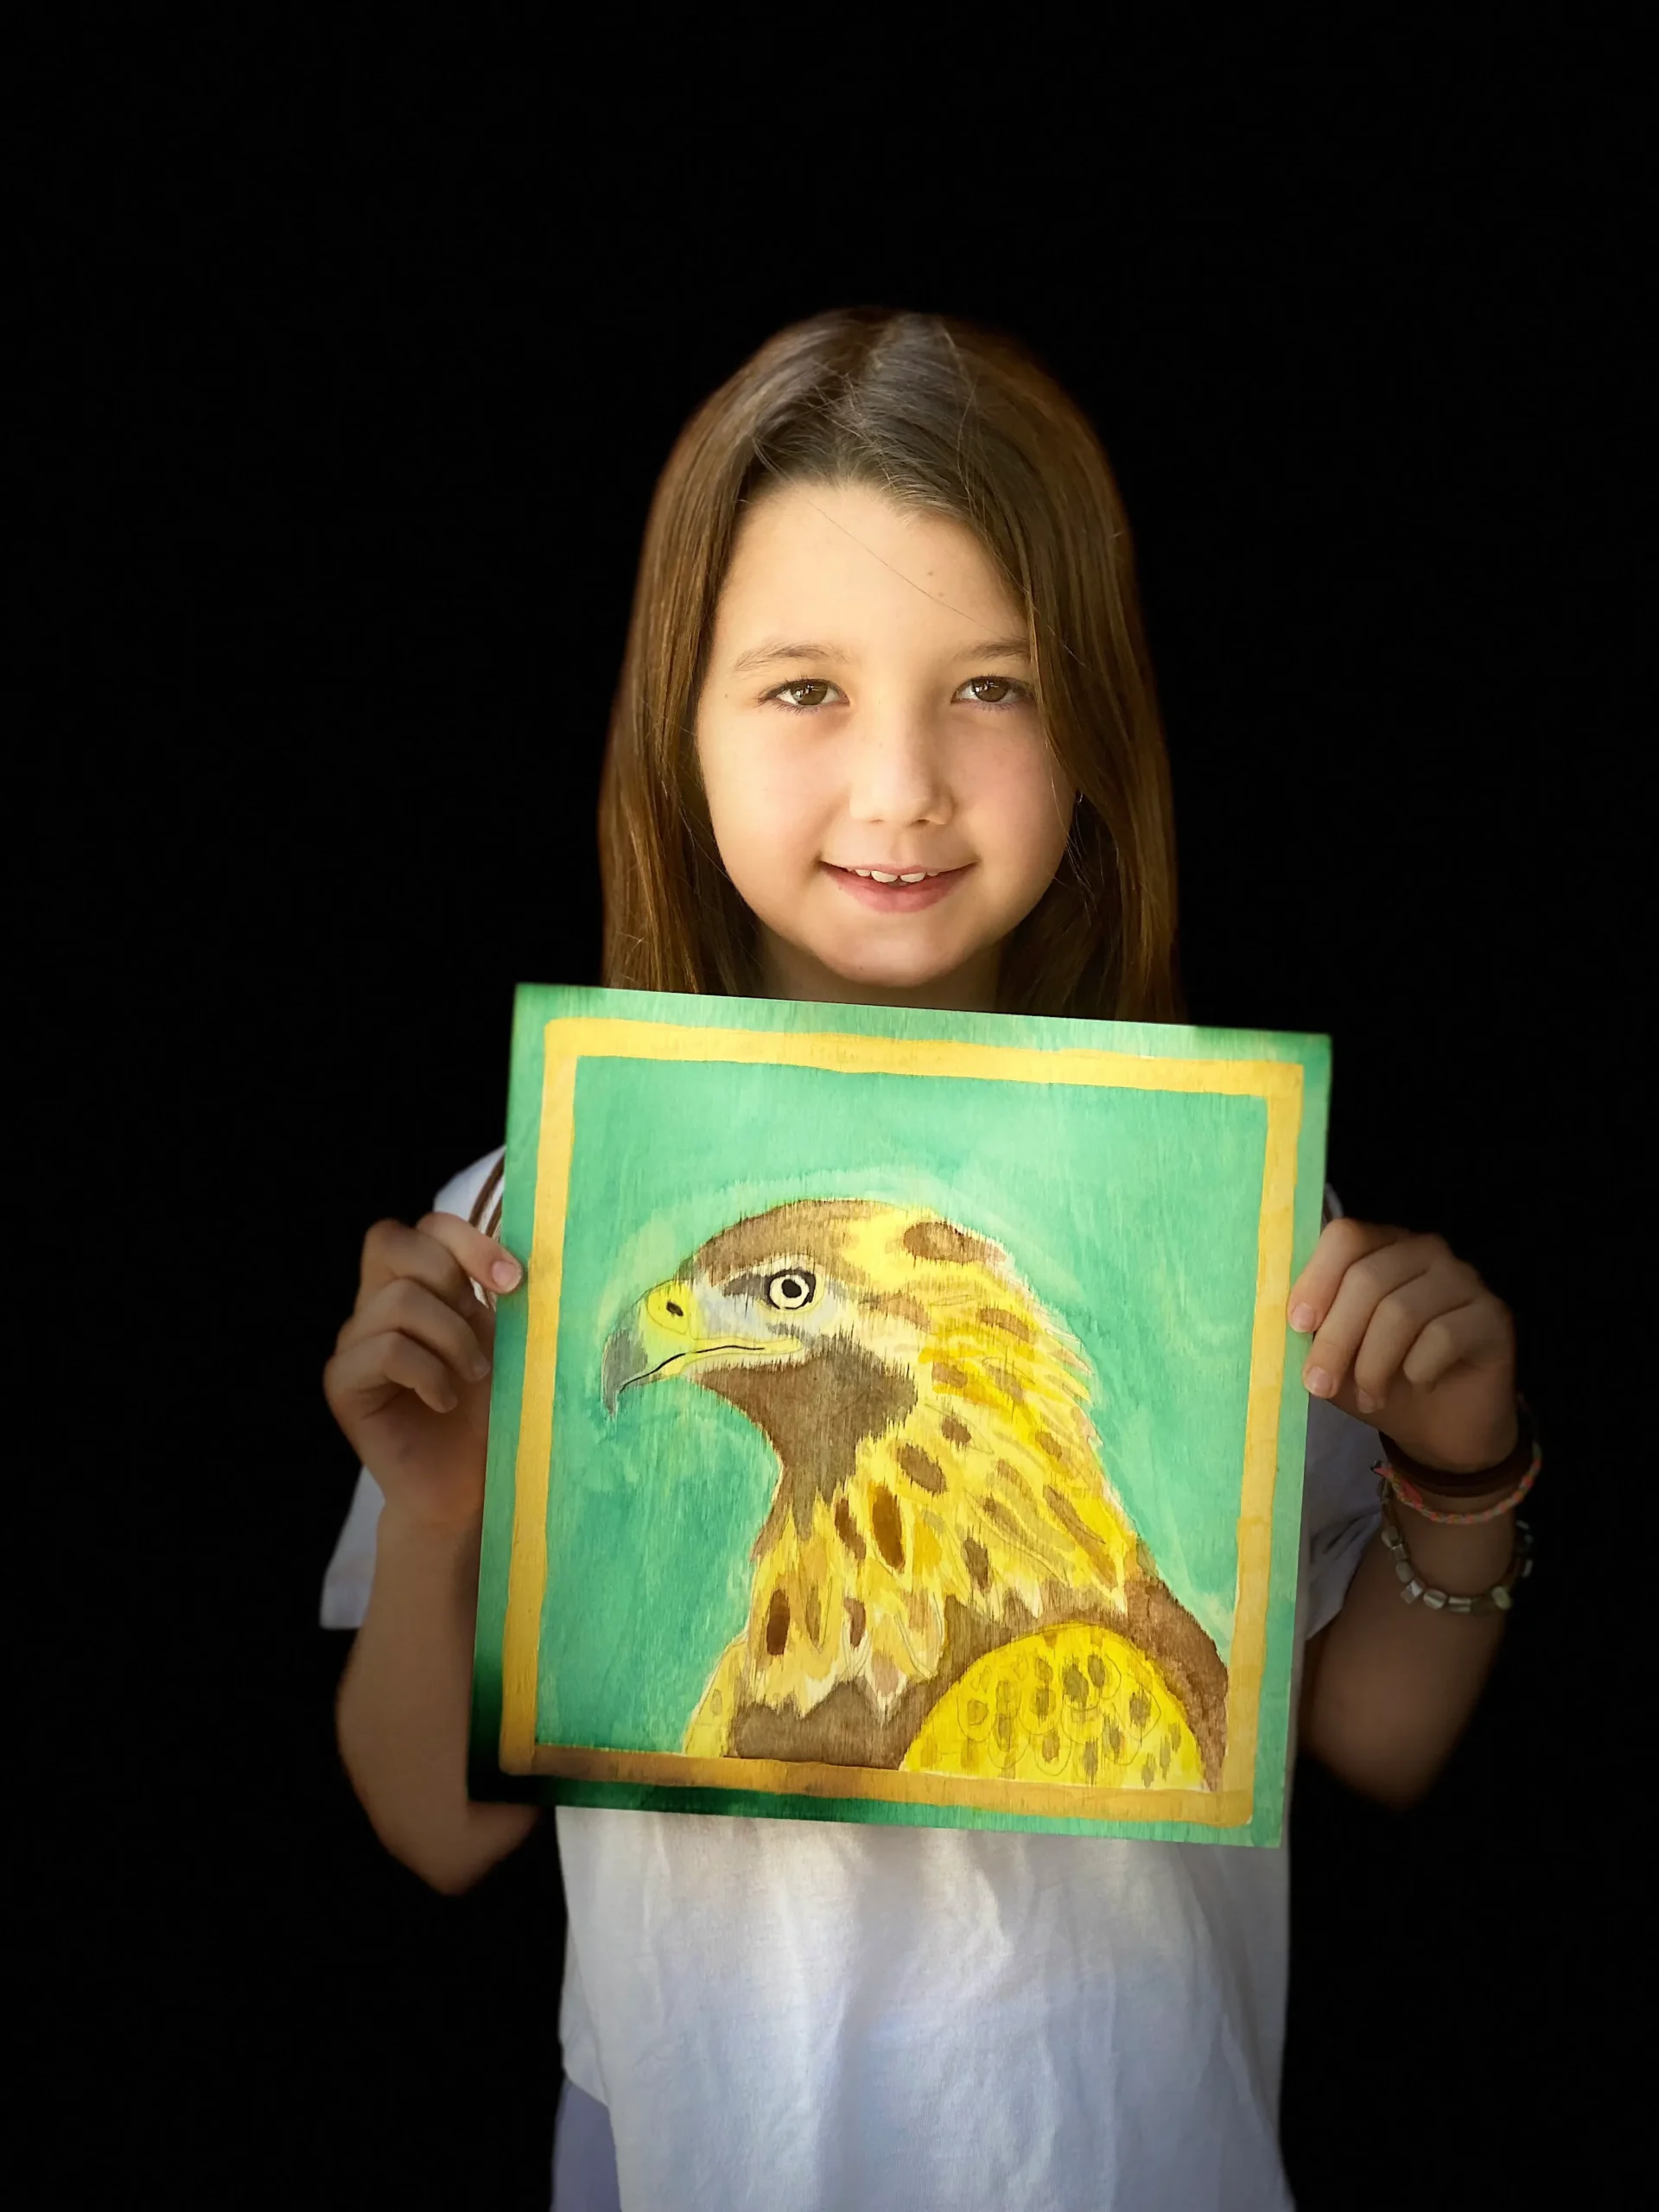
xmin=597 ymin=306 xmax=1187 ymax=1024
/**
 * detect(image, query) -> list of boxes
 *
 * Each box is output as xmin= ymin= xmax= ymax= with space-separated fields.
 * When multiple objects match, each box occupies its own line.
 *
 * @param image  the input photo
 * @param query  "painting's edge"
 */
xmin=1248 ymin=1031 xmax=1332 ymax=1836
xmin=524 ymin=980 xmax=1332 ymax=1066
xmin=467 ymin=983 xmax=549 ymax=1805
xmin=530 ymin=1775 xmax=1282 ymax=1848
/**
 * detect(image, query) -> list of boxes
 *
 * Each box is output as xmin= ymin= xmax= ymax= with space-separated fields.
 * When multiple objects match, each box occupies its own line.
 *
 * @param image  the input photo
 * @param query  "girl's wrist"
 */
xmin=1378 ymin=1496 xmax=1517 ymax=1592
xmin=376 ymin=1497 xmax=486 ymax=1554
xmin=1374 ymin=1394 xmax=1541 ymax=1530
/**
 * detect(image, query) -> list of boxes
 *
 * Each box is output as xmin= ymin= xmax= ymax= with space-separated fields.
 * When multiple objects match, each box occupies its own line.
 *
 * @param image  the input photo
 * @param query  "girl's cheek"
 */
xmin=709 ymin=739 xmax=795 ymax=822
xmin=970 ymin=759 xmax=1066 ymax=859
xmin=753 ymin=760 xmax=832 ymax=838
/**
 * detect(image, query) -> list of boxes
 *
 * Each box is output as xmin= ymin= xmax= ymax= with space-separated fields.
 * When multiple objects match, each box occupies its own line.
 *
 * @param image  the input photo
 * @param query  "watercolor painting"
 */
xmin=468 ymin=983 xmax=1331 ymax=1847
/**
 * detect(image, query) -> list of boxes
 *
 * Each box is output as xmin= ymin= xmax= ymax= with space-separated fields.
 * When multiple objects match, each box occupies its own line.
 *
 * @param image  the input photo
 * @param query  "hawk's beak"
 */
xmin=602 ymin=1280 xmax=702 ymax=1415
xmin=602 ymin=1278 xmax=790 ymax=1415
xmin=601 ymin=1315 xmax=650 ymax=1416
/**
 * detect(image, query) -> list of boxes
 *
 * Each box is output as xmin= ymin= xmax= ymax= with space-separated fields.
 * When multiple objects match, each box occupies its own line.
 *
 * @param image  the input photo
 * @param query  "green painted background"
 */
xmin=470 ymin=984 xmax=1332 ymax=1848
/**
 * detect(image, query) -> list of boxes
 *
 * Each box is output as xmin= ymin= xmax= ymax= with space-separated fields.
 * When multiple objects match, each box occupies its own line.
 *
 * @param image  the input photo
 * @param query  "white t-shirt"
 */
xmin=322 ymin=1149 xmax=1382 ymax=2212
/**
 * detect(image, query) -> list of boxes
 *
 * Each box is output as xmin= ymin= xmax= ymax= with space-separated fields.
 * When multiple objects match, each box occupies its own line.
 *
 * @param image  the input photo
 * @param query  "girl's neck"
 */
xmin=756 ymin=929 xmax=1001 ymax=1015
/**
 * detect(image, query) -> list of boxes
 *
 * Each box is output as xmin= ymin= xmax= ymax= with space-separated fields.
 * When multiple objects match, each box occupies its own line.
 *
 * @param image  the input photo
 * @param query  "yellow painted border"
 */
xmin=501 ymin=1018 xmax=1305 ymax=1828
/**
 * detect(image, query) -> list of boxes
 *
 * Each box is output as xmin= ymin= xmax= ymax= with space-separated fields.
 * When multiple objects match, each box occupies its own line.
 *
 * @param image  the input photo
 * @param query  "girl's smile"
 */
xmin=821 ymin=859 xmax=973 ymax=912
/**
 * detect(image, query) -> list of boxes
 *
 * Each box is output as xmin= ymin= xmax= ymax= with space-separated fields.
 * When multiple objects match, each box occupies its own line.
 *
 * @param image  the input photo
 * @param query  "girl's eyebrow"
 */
xmin=730 ymin=634 xmax=1031 ymax=675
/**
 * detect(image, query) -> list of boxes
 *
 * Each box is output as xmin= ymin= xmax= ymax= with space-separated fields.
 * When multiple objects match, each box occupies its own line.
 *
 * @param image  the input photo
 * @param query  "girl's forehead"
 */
xmin=717 ymin=482 xmax=1021 ymax=641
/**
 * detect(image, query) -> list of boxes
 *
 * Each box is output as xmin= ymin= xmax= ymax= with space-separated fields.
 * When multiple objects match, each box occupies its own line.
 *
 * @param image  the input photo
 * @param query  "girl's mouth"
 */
xmin=822 ymin=861 xmax=970 ymax=912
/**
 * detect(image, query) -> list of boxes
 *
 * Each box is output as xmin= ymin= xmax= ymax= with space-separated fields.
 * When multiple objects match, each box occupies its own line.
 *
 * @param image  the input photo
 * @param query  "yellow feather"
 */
xmin=901 ymin=1623 xmax=1208 ymax=1791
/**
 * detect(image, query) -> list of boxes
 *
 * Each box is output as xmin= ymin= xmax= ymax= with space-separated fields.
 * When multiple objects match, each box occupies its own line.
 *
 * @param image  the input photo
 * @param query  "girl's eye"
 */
xmin=771 ymin=679 xmax=838 ymax=711
xmin=960 ymin=676 xmax=1029 ymax=708
xmin=765 ymin=675 xmax=1033 ymax=713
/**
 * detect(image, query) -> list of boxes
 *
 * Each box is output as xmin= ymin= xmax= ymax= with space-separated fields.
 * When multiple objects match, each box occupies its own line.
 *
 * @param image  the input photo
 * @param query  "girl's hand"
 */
xmin=323 ymin=1212 xmax=524 ymax=1531
xmin=1287 ymin=1218 xmax=1519 ymax=1476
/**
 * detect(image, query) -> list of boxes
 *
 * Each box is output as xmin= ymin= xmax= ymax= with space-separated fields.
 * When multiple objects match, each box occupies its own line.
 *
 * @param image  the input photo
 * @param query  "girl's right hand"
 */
xmin=323 ymin=1212 xmax=523 ymax=1533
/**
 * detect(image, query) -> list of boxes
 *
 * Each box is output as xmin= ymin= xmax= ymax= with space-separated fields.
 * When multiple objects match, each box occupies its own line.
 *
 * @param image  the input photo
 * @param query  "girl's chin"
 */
xmin=779 ymin=934 xmax=995 ymax=1001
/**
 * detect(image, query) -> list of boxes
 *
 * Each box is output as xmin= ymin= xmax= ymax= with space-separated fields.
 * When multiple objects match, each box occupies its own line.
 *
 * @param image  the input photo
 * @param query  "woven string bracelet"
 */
xmin=1374 ymin=1454 xmax=1541 ymax=1527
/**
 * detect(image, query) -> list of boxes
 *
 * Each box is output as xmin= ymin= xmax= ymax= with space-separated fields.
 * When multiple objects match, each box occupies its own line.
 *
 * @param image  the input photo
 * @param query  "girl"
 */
xmin=321 ymin=308 xmax=1539 ymax=2211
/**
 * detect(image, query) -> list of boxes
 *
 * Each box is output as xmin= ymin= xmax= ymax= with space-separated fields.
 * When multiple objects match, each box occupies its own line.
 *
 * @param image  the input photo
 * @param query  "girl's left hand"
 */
xmin=1287 ymin=1219 xmax=1519 ymax=1476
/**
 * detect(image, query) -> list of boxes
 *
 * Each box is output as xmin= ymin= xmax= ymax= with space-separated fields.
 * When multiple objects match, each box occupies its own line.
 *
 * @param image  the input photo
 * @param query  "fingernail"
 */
xmin=492 ymin=1256 xmax=522 ymax=1291
xmin=1289 ymin=1304 xmax=1316 ymax=1333
xmin=1356 ymin=1389 xmax=1377 ymax=1414
xmin=469 ymin=1350 xmax=492 ymax=1380
xmin=1306 ymin=1366 xmax=1333 ymax=1397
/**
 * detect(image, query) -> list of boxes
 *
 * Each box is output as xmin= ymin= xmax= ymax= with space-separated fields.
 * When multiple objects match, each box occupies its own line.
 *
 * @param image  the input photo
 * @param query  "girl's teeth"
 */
xmin=849 ymin=868 xmax=936 ymax=881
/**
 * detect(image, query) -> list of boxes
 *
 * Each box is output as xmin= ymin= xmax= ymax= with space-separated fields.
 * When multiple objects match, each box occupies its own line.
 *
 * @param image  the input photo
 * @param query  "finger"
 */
xmin=1299 ymin=1232 xmax=1448 ymax=1397
xmin=416 ymin=1209 xmax=524 ymax=1298
xmin=1342 ymin=1271 xmax=1479 ymax=1406
xmin=1396 ymin=1296 xmax=1507 ymax=1392
xmin=358 ymin=1211 xmax=523 ymax=1315
xmin=337 ymin=1275 xmax=493 ymax=1382
xmin=416 ymin=1211 xmax=519 ymax=1292
xmin=1286 ymin=1218 xmax=1414 ymax=1334
xmin=329 ymin=1329 xmax=462 ymax=1414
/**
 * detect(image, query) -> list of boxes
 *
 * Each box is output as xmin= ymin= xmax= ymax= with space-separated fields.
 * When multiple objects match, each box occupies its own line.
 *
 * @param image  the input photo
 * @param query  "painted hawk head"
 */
xmin=602 ymin=1189 xmax=1135 ymax=1590
xmin=601 ymin=1197 xmax=1109 ymax=1547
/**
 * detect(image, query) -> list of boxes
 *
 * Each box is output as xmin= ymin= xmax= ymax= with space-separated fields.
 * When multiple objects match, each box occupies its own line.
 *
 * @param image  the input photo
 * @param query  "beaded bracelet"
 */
xmin=1373 ymin=1391 xmax=1544 ymax=1525
xmin=1378 ymin=1506 xmax=1535 ymax=1613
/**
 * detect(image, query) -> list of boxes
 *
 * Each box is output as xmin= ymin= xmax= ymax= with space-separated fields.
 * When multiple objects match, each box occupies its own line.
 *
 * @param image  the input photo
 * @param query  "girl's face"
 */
xmin=695 ymin=480 xmax=1075 ymax=1011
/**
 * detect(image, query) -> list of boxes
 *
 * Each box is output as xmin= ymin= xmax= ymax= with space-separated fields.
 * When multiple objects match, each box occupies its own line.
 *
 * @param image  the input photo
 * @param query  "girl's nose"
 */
xmin=843 ymin=718 xmax=951 ymax=826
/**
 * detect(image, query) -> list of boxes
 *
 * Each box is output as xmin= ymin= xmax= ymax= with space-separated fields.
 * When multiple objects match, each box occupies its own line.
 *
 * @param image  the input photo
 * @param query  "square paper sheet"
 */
xmin=468 ymin=985 xmax=1332 ymax=1847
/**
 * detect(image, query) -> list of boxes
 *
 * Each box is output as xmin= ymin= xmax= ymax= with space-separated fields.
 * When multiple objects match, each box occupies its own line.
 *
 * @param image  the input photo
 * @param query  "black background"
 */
xmin=56 ymin=17 xmax=1642 ymax=2209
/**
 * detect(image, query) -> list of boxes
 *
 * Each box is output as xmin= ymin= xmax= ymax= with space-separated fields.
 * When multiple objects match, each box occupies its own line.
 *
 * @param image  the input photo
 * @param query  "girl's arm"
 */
xmin=336 ymin=1504 xmax=540 ymax=1893
xmin=326 ymin=1212 xmax=542 ymax=1892
xmin=1298 ymin=1472 xmax=1515 ymax=1810
xmin=1287 ymin=1215 xmax=1530 ymax=1811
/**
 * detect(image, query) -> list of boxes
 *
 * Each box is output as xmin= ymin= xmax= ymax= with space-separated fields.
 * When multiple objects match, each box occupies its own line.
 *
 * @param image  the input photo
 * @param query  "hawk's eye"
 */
xmin=765 ymin=1269 xmax=817 ymax=1312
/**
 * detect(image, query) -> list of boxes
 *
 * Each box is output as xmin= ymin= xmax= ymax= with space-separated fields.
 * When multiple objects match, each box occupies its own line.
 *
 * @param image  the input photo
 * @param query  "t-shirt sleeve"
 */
xmin=1299 ymin=1179 xmax=1384 ymax=1640
xmin=317 ymin=1144 xmax=506 ymax=1631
